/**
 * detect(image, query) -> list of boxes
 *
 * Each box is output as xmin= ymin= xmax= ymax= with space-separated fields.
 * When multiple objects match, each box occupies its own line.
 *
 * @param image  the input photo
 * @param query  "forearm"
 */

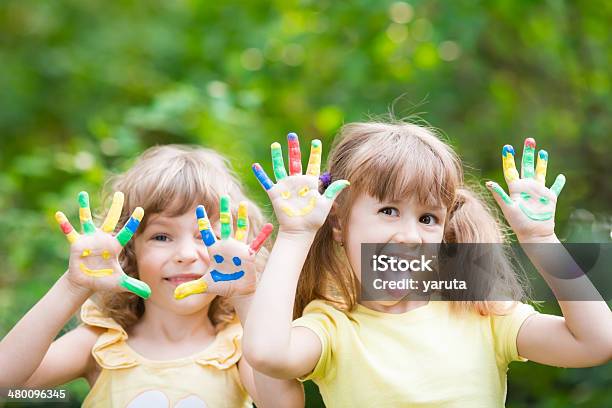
xmin=243 ymin=230 xmax=316 ymax=368
xmin=232 ymin=278 xmax=306 ymax=406
xmin=230 ymin=295 xmax=253 ymax=326
xmin=252 ymin=374 xmax=304 ymax=408
xmin=521 ymin=234 xmax=612 ymax=356
xmin=0 ymin=272 xmax=92 ymax=386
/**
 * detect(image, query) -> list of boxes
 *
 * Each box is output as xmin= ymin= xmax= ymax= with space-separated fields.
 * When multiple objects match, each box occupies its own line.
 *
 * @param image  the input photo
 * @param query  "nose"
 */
xmin=391 ymin=219 xmax=422 ymax=245
xmin=174 ymin=238 xmax=209 ymax=265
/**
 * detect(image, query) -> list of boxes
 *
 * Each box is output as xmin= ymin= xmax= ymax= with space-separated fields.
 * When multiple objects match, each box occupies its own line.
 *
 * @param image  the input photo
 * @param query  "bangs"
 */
xmin=139 ymin=161 xmax=221 ymax=220
xmin=115 ymin=147 xmax=236 ymax=229
xmin=349 ymin=134 xmax=458 ymax=208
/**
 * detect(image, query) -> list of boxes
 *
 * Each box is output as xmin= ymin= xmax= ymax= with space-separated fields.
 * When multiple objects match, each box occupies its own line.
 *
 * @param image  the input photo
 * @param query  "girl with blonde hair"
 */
xmin=244 ymin=124 xmax=612 ymax=407
xmin=0 ymin=145 xmax=303 ymax=407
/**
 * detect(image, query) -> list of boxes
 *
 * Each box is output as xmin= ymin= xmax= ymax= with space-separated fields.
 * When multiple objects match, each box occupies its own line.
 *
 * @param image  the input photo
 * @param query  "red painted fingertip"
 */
xmin=524 ymin=138 xmax=536 ymax=148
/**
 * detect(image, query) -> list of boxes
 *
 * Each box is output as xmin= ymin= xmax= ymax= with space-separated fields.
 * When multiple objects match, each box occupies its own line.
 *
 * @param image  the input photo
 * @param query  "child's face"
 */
xmin=343 ymin=192 xmax=446 ymax=305
xmin=134 ymin=208 xmax=217 ymax=314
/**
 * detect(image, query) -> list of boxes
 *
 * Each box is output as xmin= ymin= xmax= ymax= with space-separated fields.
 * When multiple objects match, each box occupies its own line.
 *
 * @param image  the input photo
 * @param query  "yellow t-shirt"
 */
xmin=80 ymin=299 xmax=251 ymax=408
xmin=293 ymin=300 xmax=538 ymax=407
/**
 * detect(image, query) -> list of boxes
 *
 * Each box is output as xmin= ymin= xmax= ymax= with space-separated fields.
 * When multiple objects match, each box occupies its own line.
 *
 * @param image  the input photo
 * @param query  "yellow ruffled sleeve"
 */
xmin=195 ymin=319 xmax=243 ymax=370
xmin=80 ymin=299 xmax=139 ymax=370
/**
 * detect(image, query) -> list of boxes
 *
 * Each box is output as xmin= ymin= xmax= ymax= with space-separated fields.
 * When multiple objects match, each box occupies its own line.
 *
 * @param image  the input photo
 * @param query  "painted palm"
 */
xmin=174 ymin=196 xmax=273 ymax=300
xmin=252 ymin=132 xmax=350 ymax=233
xmin=487 ymin=138 xmax=566 ymax=240
xmin=55 ymin=191 xmax=151 ymax=298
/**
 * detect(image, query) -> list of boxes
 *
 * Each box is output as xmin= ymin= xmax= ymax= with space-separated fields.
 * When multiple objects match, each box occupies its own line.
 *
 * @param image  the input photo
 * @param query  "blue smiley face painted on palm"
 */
xmin=211 ymin=254 xmax=245 ymax=282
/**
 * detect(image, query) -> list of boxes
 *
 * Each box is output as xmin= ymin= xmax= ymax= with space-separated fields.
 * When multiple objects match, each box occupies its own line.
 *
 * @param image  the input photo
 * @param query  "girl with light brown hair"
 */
xmin=243 ymin=123 xmax=612 ymax=407
xmin=0 ymin=144 xmax=303 ymax=407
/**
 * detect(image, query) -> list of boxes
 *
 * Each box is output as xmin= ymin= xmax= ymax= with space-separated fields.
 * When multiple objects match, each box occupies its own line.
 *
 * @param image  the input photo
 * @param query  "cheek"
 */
xmin=135 ymin=249 xmax=166 ymax=281
xmin=171 ymin=292 xmax=217 ymax=311
xmin=421 ymin=224 xmax=444 ymax=240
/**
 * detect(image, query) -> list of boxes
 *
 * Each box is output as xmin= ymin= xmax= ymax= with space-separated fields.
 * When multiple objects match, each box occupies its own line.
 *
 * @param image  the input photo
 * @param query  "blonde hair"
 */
xmin=295 ymin=121 xmax=527 ymax=318
xmin=95 ymin=145 xmax=268 ymax=331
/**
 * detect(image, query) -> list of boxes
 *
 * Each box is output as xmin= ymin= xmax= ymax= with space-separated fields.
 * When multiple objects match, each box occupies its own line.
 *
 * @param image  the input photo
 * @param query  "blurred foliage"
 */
xmin=0 ymin=0 xmax=610 ymax=406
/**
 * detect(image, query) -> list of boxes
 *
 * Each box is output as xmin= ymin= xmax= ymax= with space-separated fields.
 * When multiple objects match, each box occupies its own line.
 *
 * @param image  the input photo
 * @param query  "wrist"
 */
xmin=277 ymin=228 xmax=317 ymax=243
xmin=517 ymin=233 xmax=559 ymax=244
xmin=229 ymin=294 xmax=253 ymax=323
xmin=59 ymin=272 xmax=93 ymax=302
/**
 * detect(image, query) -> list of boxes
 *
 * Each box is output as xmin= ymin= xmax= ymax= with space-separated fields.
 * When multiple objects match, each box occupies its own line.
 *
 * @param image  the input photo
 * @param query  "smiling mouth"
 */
xmin=210 ymin=269 xmax=245 ymax=282
xmin=79 ymin=263 xmax=113 ymax=277
xmin=280 ymin=197 xmax=317 ymax=217
xmin=518 ymin=203 xmax=553 ymax=221
xmin=164 ymin=274 xmax=203 ymax=286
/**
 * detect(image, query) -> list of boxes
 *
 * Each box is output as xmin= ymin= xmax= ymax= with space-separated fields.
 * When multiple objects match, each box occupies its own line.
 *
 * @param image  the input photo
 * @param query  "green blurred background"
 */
xmin=0 ymin=0 xmax=610 ymax=406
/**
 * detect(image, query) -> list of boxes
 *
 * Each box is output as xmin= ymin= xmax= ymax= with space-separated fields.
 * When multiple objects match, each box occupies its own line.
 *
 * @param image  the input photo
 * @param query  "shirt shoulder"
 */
xmin=489 ymin=301 xmax=539 ymax=365
xmin=292 ymin=300 xmax=351 ymax=381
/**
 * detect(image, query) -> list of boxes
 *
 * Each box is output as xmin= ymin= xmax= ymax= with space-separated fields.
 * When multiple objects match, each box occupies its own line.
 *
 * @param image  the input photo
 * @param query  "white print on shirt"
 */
xmin=126 ymin=390 xmax=208 ymax=408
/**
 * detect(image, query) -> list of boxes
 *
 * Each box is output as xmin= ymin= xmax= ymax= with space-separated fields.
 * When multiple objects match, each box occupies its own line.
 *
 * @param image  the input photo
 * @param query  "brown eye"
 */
xmin=379 ymin=207 xmax=399 ymax=216
xmin=419 ymin=214 xmax=437 ymax=225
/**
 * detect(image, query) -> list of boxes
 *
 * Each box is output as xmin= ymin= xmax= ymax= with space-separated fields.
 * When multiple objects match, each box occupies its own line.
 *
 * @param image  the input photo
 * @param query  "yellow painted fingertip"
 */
xmin=174 ymin=280 xmax=208 ymax=299
xmin=502 ymin=145 xmax=519 ymax=183
xmin=132 ymin=207 xmax=144 ymax=221
xmin=535 ymin=150 xmax=548 ymax=184
xmin=102 ymin=191 xmax=124 ymax=233
xmin=55 ymin=211 xmax=79 ymax=244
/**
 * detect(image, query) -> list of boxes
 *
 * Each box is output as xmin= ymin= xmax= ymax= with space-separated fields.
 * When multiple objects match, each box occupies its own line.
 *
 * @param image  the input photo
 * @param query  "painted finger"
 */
xmin=550 ymin=174 xmax=566 ymax=197
xmin=486 ymin=181 xmax=514 ymax=207
xmin=235 ymin=201 xmax=249 ymax=242
xmin=287 ymin=132 xmax=302 ymax=176
xmin=196 ymin=205 xmax=216 ymax=247
xmin=174 ymin=278 xmax=208 ymax=299
xmin=501 ymin=145 xmax=519 ymax=185
xmin=252 ymin=163 xmax=274 ymax=191
xmin=220 ymin=195 xmax=232 ymax=240
xmin=101 ymin=191 xmax=124 ymax=233
xmin=78 ymin=191 xmax=96 ymax=234
xmin=115 ymin=207 xmax=144 ymax=247
xmin=306 ymin=139 xmax=322 ymax=177
xmin=271 ymin=142 xmax=288 ymax=182
xmin=119 ymin=274 xmax=151 ymax=299
xmin=521 ymin=138 xmax=536 ymax=179
xmin=324 ymin=180 xmax=350 ymax=200
xmin=249 ymin=223 xmax=274 ymax=255
xmin=55 ymin=211 xmax=80 ymax=244
xmin=535 ymin=150 xmax=548 ymax=185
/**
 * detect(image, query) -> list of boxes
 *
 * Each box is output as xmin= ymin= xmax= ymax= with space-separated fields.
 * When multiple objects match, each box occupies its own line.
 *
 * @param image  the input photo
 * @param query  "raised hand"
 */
xmin=174 ymin=196 xmax=273 ymax=300
xmin=252 ymin=132 xmax=349 ymax=233
xmin=55 ymin=191 xmax=151 ymax=298
xmin=486 ymin=138 xmax=566 ymax=240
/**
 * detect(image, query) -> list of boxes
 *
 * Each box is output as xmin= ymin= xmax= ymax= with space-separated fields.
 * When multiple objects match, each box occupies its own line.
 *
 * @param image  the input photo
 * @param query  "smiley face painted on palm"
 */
xmin=487 ymin=137 xmax=566 ymax=239
xmin=211 ymin=254 xmax=245 ymax=282
xmin=251 ymin=133 xmax=349 ymax=231
xmin=55 ymin=191 xmax=151 ymax=299
xmin=173 ymin=197 xmax=273 ymax=300
xmin=491 ymin=138 xmax=566 ymax=220
xmin=252 ymin=134 xmax=323 ymax=217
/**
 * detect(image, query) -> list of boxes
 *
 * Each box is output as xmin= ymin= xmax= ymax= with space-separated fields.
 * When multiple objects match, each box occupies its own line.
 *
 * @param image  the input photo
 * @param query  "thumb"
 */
xmin=324 ymin=180 xmax=350 ymax=201
xmin=485 ymin=181 xmax=514 ymax=211
xmin=174 ymin=277 xmax=210 ymax=300
xmin=118 ymin=274 xmax=151 ymax=299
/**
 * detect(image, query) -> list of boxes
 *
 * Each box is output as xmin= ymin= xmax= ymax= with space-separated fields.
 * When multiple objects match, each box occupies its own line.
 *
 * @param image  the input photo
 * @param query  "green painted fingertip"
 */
xmin=487 ymin=181 xmax=513 ymax=205
xmin=324 ymin=180 xmax=350 ymax=199
xmin=550 ymin=174 xmax=566 ymax=197
xmin=78 ymin=191 xmax=89 ymax=208
xmin=119 ymin=275 xmax=151 ymax=299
